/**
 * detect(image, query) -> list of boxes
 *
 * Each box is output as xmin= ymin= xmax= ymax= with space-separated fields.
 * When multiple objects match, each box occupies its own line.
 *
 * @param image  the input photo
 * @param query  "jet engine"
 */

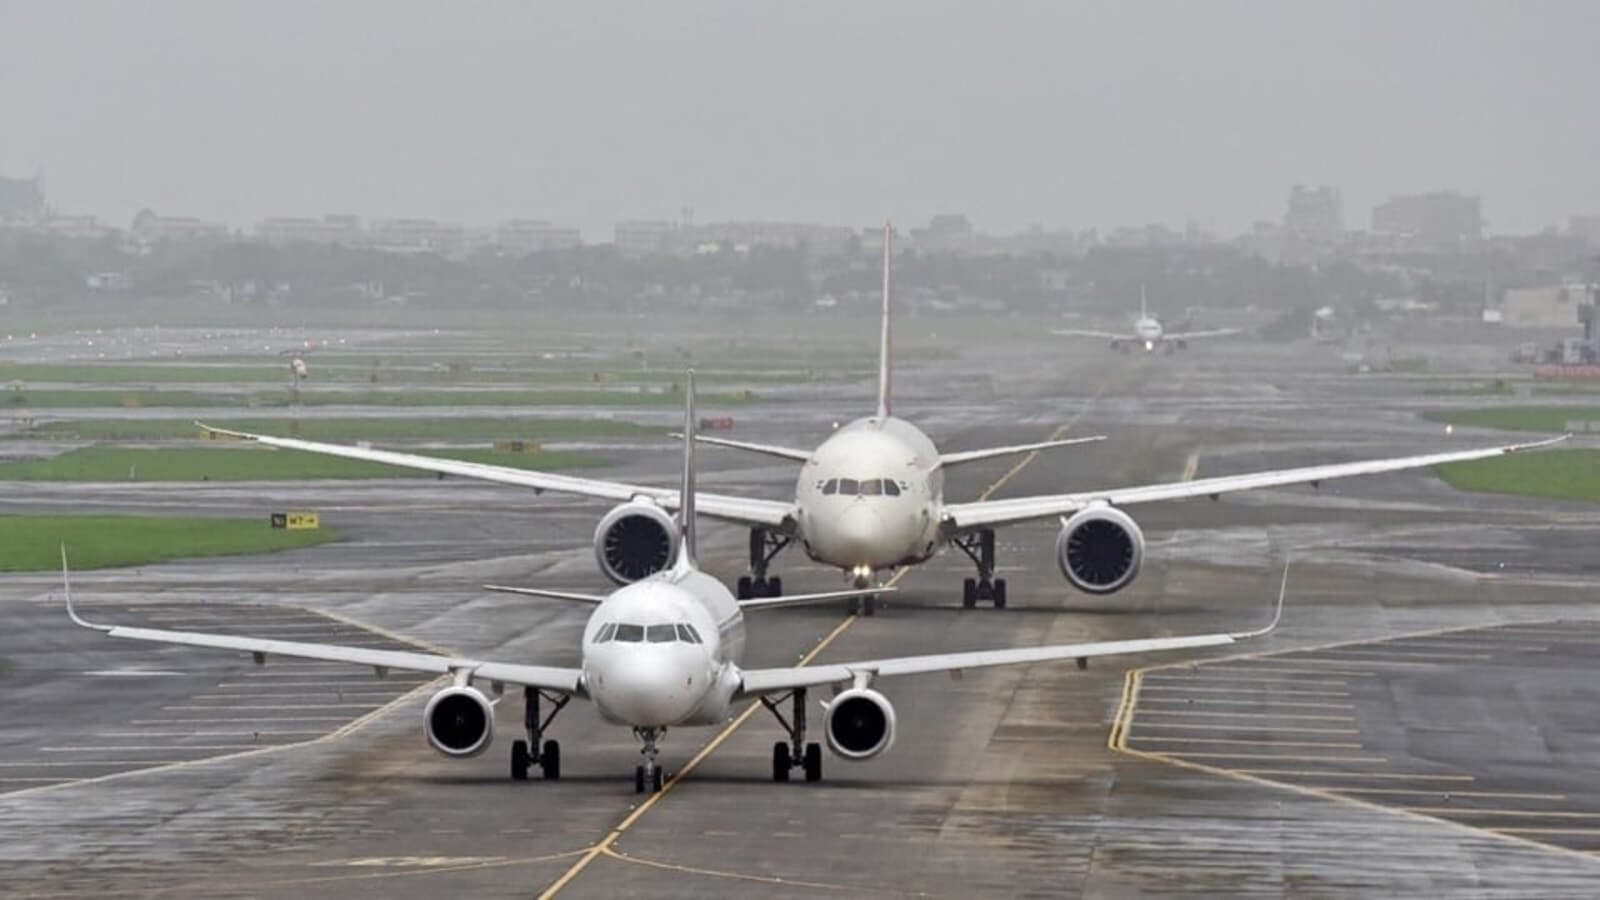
xmin=423 ymin=685 xmax=494 ymax=758
xmin=1056 ymin=505 xmax=1144 ymax=595
xmin=824 ymin=688 xmax=896 ymax=760
xmin=593 ymin=501 xmax=679 ymax=585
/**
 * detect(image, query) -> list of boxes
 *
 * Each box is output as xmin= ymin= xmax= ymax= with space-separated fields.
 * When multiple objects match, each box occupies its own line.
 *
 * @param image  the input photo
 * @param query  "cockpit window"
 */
xmin=821 ymin=478 xmax=838 ymax=495
xmin=860 ymin=478 xmax=882 ymax=496
xmin=614 ymin=624 xmax=645 ymax=643
xmin=676 ymin=623 xmax=702 ymax=644
xmin=645 ymin=624 xmax=677 ymax=643
xmin=884 ymin=480 xmax=901 ymax=496
xmin=595 ymin=622 xmax=617 ymax=643
xmin=837 ymin=478 xmax=859 ymax=495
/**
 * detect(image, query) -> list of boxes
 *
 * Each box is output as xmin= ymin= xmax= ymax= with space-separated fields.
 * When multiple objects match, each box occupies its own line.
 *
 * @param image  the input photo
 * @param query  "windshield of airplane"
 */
xmin=820 ymin=477 xmax=903 ymax=497
xmin=597 ymin=622 xmax=704 ymax=644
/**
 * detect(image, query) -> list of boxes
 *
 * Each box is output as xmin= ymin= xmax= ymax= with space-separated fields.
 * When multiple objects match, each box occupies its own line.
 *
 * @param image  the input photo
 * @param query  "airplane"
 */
xmin=193 ymin=224 xmax=1565 ymax=614
xmin=1052 ymin=286 xmax=1240 ymax=353
xmin=66 ymin=372 xmax=1287 ymax=793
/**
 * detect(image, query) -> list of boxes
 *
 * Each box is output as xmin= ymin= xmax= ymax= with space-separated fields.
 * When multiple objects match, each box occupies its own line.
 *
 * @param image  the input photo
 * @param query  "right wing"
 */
xmin=739 ymin=564 xmax=1287 ymax=696
xmin=196 ymin=423 xmax=794 ymax=530
xmin=939 ymin=435 xmax=1105 ymax=467
xmin=1163 ymin=328 xmax=1241 ymax=341
xmin=943 ymin=435 xmax=1568 ymax=532
xmin=1051 ymin=329 xmax=1131 ymax=341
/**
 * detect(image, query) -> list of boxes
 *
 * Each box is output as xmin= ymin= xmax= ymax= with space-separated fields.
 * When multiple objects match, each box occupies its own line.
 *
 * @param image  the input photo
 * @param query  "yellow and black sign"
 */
xmin=270 ymin=511 xmax=320 ymax=530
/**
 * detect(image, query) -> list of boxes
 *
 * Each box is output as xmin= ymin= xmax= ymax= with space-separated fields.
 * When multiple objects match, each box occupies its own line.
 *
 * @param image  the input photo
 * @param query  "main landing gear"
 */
xmin=634 ymin=727 xmax=666 ymax=793
xmin=955 ymin=529 xmax=1008 ymax=609
xmin=511 ymin=687 xmax=568 ymax=781
xmin=761 ymin=688 xmax=822 ymax=783
xmin=737 ymin=528 xmax=791 ymax=600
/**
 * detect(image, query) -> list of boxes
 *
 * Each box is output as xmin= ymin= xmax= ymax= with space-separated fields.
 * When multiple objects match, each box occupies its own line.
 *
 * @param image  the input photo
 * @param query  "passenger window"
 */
xmin=614 ymin=624 xmax=644 ymax=643
xmin=822 ymin=478 xmax=838 ymax=495
xmin=884 ymin=480 xmax=901 ymax=496
xmin=676 ymin=624 xmax=701 ymax=644
xmin=860 ymin=479 xmax=882 ymax=496
xmin=838 ymin=478 xmax=859 ymax=495
xmin=595 ymin=623 xmax=617 ymax=643
xmin=646 ymin=624 xmax=677 ymax=643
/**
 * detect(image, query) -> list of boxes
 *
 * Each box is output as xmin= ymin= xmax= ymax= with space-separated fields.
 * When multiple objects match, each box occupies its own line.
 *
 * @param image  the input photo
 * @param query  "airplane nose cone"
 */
xmin=592 ymin=649 xmax=701 ymax=727
xmin=825 ymin=503 xmax=891 ymax=566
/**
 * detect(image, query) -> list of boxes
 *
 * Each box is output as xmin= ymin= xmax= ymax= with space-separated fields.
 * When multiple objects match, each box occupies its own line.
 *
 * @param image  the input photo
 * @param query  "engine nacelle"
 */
xmin=593 ymin=501 xmax=679 ymax=585
xmin=824 ymin=688 xmax=896 ymax=761
xmin=423 ymin=685 xmax=494 ymax=758
xmin=1056 ymin=505 xmax=1145 ymax=595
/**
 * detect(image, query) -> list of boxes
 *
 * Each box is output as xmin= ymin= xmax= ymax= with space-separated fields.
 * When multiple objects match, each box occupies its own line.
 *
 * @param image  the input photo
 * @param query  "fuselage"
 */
xmin=791 ymin=415 xmax=944 ymax=582
xmin=582 ymin=568 xmax=744 ymax=729
xmin=1133 ymin=315 xmax=1164 ymax=350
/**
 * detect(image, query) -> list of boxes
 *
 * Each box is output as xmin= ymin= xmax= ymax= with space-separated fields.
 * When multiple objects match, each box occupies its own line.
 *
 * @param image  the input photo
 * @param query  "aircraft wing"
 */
xmin=941 ymin=435 xmax=1567 ymax=532
xmin=196 ymin=423 xmax=795 ymax=530
xmin=738 ymin=567 xmax=1286 ymax=697
xmin=939 ymin=435 xmax=1105 ymax=467
xmin=684 ymin=434 xmax=813 ymax=462
xmin=64 ymin=574 xmax=582 ymax=694
xmin=1051 ymin=329 xmax=1131 ymax=341
xmin=1163 ymin=328 xmax=1241 ymax=341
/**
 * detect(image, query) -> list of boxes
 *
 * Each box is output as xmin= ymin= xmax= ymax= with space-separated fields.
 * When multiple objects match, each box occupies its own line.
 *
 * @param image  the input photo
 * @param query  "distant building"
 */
xmin=0 ymin=176 xmax=45 ymax=222
xmin=1501 ymin=284 xmax=1591 ymax=328
xmin=368 ymin=218 xmax=465 ymax=256
xmin=1284 ymin=185 xmax=1342 ymax=241
xmin=686 ymin=221 xmax=853 ymax=255
xmin=257 ymin=215 xmax=364 ymax=246
xmin=131 ymin=209 xmax=229 ymax=243
xmin=43 ymin=215 xmax=110 ymax=240
xmin=614 ymin=220 xmax=678 ymax=256
xmin=911 ymin=214 xmax=976 ymax=253
xmin=1371 ymin=191 xmax=1482 ymax=245
xmin=1570 ymin=215 xmax=1600 ymax=249
xmin=497 ymin=219 xmax=582 ymax=256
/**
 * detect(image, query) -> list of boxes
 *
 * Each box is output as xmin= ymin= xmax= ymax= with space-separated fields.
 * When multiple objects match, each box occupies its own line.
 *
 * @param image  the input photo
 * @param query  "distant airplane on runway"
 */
xmin=1053 ymin=286 xmax=1240 ymax=353
xmin=196 ymin=226 xmax=1564 ymax=611
xmin=67 ymin=373 xmax=1285 ymax=793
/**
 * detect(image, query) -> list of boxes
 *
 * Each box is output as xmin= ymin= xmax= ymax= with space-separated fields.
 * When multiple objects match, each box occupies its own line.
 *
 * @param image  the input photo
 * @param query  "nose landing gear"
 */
xmin=633 ymin=727 xmax=666 ymax=793
xmin=955 ymin=529 xmax=1007 ymax=609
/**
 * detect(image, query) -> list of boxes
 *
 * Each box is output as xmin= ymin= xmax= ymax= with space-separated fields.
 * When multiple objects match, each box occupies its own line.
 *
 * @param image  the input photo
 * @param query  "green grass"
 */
xmin=1435 ymin=449 xmax=1600 ymax=504
xmin=0 ymin=361 xmax=856 ymax=386
xmin=0 ymin=515 xmax=338 ymax=571
xmin=0 ymin=386 xmax=761 ymax=409
xmin=0 ymin=446 xmax=602 ymax=482
xmin=1424 ymin=407 xmax=1600 ymax=433
xmin=14 ymin=417 xmax=664 ymax=442
xmin=1422 ymin=379 xmax=1516 ymax=397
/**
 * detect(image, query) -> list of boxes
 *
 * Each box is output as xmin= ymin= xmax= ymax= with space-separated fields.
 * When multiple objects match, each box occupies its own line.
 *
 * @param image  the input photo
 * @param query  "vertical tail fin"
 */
xmin=674 ymin=369 xmax=698 ymax=572
xmin=876 ymin=221 xmax=893 ymax=419
xmin=1139 ymin=284 xmax=1148 ymax=319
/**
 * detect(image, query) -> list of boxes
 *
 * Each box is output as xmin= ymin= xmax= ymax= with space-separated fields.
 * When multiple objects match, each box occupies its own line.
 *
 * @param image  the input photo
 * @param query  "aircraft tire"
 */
xmin=993 ymin=578 xmax=1008 ymax=609
xmin=962 ymin=578 xmax=976 ymax=609
xmin=772 ymin=742 xmax=792 ymax=782
xmin=511 ymin=739 xmax=530 ymax=781
xmin=541 ymin=740 xmax=561 ymax=780
xmin=803 ymin=742 xmax=823 ymax=783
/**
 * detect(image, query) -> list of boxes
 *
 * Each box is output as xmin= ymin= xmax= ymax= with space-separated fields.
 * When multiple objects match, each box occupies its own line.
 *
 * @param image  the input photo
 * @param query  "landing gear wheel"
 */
xmin=861 ymin=595 xmax=879 ymax=617
xmin=803 ymin=742 xmax=823 ymax=783
xmin=993 ymin=578 xmax=1008 ymax=610
xmin=635 ymin=765 xmax=646 ymax=794
xmin=962 ymin=578 xmax=977 ymax=609
xmin=737 ymin=576 xmax=754 ymax=600
xmin=652 ymin=767 xmax=664 ymax=792
xmin=768 ymin=576 xmax=782 ymax=597
xmin=772 ymin=742 xmax=791 ymax=782
xmin=511 ymin=739 xmax=530 ymax=781
xmin=541 ymin=740 xmax=561 ymax=780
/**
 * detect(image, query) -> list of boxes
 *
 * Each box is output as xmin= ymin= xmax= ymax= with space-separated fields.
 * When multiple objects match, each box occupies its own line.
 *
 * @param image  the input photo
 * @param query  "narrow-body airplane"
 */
xmin=197 ymin=226 xmax=1562 ymax=612
xmin=69 ymin=374 xmax=1284 ymax=792
xmin=1052 ymin=286 xmax=1240 ymax=353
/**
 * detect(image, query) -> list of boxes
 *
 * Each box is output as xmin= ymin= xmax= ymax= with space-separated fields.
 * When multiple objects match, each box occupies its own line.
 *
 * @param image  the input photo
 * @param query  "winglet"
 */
xmin=876 ymin=220 xmax=893 ymax=420
xmin=61 ymin=545 xmax=109 ymax=631
xmin=674 ymin=369 xmax=698 ymax=573
xmin=1231 ymin=554 xmax=1289 ymax=640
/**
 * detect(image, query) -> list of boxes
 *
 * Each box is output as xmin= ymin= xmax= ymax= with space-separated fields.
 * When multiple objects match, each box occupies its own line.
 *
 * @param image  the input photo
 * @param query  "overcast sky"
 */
xmin=2 ymin=1 xmax=1596 ymax=238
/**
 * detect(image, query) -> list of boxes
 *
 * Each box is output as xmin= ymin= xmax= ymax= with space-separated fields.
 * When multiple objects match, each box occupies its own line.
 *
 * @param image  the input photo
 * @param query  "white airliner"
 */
xmin=68 ymin=374 xmax=1285 ymax=792
xmin=195 ymin=226 xmax=1562 ymax=612
xmin=1052 ymin=286 xmax=1240 ymax=353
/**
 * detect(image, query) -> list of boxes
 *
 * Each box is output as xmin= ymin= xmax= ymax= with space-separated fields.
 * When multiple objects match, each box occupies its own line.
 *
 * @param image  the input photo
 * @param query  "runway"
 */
xmin=3 ymin=324 xmax=1600 ymax=896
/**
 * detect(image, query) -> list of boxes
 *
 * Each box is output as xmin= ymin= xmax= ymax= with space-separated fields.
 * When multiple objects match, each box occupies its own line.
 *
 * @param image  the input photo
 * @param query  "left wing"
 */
xmin=684 ymin=434 xmax=813 ymax=462
xmin=483 ymin=584 xmax=607 ymax=605
xmin=1163 ymin=328 xmax=1241 ymax=341
xmin=66 ymin=558 xmax=582 ymax=693
xmin=738 ymin=562 xmax=1286 ymax=696
xmin=943 ymin=435 xmax=1567 ymax=532
xmin=1052 ymin=328 xmax=1131 ymax=341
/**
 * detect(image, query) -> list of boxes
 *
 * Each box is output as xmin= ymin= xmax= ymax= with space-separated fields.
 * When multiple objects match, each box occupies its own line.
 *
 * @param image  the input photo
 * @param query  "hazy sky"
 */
xmin=2 ymin=1 xmax=1597 ymax=238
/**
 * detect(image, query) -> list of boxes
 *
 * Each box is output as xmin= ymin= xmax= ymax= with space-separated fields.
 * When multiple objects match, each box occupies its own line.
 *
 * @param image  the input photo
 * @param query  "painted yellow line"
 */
xmin=1136 ymin=685 xmax=1350 ymax=698
xmin=541 ymin=404 xmax=1101 ymax=898
xmin=1136 ymin=698 xmax=1354 ymax=710
xmin=1133 ymin=738 xmax=1364 ymax=749
xmin=1405 ymin=808 xmax=1600 ymax=820
xmin=1160 ymin=667 xmax=1358 ymax=681
xmin=1322 ymin=788 xmax=1567 ymax=801
xmin=1234 ymin=770 xmax=1475 ymax=782
xmin=1131 ymin=722 xmax=1360 ymax=735
xmin=1132 ymin=710 xmax=1352 ymax=721
xmin=600 ymin=846 xmax=897 ymax=895
xmin=1494 ymin=827 xmax=1600 ymax=836
xmin=1163 ymin=753 xmax=1387 ymax=763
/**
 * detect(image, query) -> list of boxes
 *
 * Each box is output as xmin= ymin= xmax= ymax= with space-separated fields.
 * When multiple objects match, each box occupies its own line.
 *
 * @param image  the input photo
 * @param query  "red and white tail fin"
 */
xmin=876 ymin=221 xmax=893 ymax=419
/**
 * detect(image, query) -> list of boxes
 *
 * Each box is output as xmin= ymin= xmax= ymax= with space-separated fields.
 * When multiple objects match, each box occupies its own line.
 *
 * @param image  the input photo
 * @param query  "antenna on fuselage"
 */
xmin=876 ymin=220 xmax=893 ymax=420
xmin=674 ymin=368 xmax=698 ymax=573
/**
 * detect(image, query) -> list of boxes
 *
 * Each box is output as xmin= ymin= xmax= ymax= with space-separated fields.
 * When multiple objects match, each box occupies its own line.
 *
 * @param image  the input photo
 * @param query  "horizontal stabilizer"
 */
xmin=940 ymin=435 xmax=1105 ymax=467
xmin=482 ymin=584 xmax=608 ymax=605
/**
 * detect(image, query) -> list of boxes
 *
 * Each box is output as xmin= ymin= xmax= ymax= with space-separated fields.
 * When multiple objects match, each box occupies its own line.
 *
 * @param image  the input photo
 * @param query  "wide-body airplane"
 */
xmin=1052 ymin=286 xmax=1239 ymax=353
xmin=69 ymin=373 xmax=1284 ymax=792
xmin=197 ymin=226 xmax=1562 ymax=613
